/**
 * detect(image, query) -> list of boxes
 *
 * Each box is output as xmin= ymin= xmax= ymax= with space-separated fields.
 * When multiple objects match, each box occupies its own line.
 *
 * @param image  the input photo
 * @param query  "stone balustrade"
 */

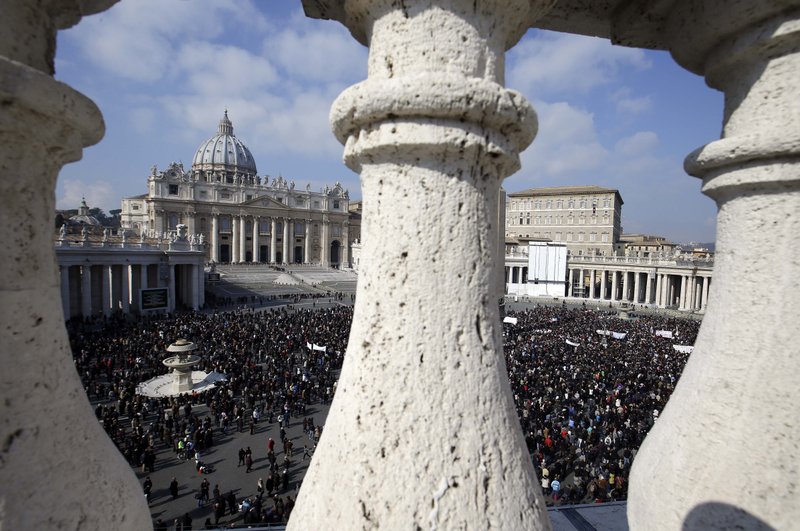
xmin=1 ymin=1 xmax=797 ymax=530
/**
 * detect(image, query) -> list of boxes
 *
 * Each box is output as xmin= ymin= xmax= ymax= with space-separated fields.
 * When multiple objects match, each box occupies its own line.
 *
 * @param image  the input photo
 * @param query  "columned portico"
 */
xmin=567 ymin=268 xmax=574 ymax=297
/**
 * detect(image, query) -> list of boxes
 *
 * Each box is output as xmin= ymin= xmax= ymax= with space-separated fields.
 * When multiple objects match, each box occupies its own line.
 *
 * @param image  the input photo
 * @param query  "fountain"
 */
xmin=163 ymin=339 xmax=200 ymax=394
xmin=136 ymin=338 xmax=226 ymax=397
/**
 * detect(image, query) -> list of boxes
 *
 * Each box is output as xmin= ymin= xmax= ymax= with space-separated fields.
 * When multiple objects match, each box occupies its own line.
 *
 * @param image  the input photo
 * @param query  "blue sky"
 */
xmin=55 ymin=1 xmax=722 ymax=244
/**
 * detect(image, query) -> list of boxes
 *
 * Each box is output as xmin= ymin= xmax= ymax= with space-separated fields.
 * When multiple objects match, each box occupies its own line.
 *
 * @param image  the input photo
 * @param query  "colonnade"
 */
xmin=208 ymin=213 xmax=345 ymax=266
xmin=567 ymin=266 xmax=711 ymax=311
xmin=504 ymin=265 xmax=528 ymax=285
xmin=58 ymin=260 xmax=205 ymax=317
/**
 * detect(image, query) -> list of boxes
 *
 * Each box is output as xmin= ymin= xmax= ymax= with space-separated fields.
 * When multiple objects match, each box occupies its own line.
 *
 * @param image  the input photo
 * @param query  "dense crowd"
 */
xmin=69 ymin=301 xmax=697 ymax=523
xmin=68 ymin=305 xmax=352 ymax=526
xmin=504 ymin=305 xmax=699 ymax=505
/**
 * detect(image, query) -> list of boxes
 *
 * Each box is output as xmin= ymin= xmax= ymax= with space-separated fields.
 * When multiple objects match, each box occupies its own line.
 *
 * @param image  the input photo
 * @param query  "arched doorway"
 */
xmin=330 ymin=240 xmax=341 ymax=267
xmin=294 ymin=245 xmax=303 ymax=264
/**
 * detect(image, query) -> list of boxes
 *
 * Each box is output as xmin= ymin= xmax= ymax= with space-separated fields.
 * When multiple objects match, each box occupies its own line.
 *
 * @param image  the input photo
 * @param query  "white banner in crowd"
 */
xmin=565 ymin=339 xmax=580 ymax=347
xmin=312 ymin=344 xmax=327 ymax=352
xmin=673 ymin=345 xmax=694 ymax=354
xmin=596 ymin=330 xmax=627 ymax=340
xmin=306 ymin=342 xmax=313 ymax=350
xmin=503 ymin=316 xmax=518 ymax=325
xmin=655 ymin=330 xmax=674 ymax=339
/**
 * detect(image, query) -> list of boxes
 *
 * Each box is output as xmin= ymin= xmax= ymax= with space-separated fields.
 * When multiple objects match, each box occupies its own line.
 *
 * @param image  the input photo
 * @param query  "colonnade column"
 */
xmin=282 ymin=217 xmax=290 ymax=264
xmin=210 ymin=214 xmax=219 ymax=262
xmin=645 ymin=272 xmax=653 ymax=305
xmin=192 ymin=265 xmax=200 ymax=310
xmin=101 ymin=265 xmax=111 ymax=316
xmin=168 ymin=264 xmax=175 ymax=313
xmin=628 ymin=5 xmax=800 ymax=528
xmin=622 ymin=270 xmax=630 ymax=302
xmin=0 ymin=2 xmax=152 ymax=526
xmin=270 ymin=217 xmax=277 ymax=263
xmin=701 ymin=276 xmax=710 ymax=311
xmin=567 ymin=268 xmax=574 ymax=297
xmin=252 ymin=216 xmax=260 ymax=263
xmin=291 ymin=1 xmax=550 ymax=528
xmin=121 ymin=265 xmax=130 ymax=313
xmin=231 ymin=216 xmax=240 ymax=264
xmin=600 ymin=269 xmax=606 ymax=300
xmin=611 ymin=271 xmax=618 ymax=301
xmin=633 ymin=271 xmax=641 ymax=304
xmin=321 ymin=215 xmax=329 ymax=267
xmin=589 ymin=269 xmax=596 ymax=299
xmin=679 ymin=275 xmax=688 ymax=310
xmin=304 ymin=220 xmax=311 ymax=264
xmin=60 ymin=266 xmax=70 ymax=320
xmin=239 ymin=215 xmax=247 ymax=263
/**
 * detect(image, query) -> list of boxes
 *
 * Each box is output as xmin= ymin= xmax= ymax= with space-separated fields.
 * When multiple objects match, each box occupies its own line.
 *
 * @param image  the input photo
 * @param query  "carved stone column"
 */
xmin=239 ymin=214 xmax=247 ymax=262
xmin=292 ymin=1 xmax=551 ymax=528
xmin=0 ymin=1 xmax=151 ymax=529
xmin=252 ymin=215 xmax=260 ymax=262
xmin=304 ymin=219 xmax=311 ymax=264
xmin=270 ymin=217 xmax=277 ymax=263
xmin=231 ymin=215 xmax=239 ymax=264
xmin=282 ymin=216 xmax=290 ymax=264
xmin=628 ymin=4 xmax=800 ymax=529
xmin=211 ymin=213 xmax=219 ymax=262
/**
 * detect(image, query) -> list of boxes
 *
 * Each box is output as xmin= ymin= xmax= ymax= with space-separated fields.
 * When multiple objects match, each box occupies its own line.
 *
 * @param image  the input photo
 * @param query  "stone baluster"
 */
xmin=292 ymin=0 xmax=552 ymax=528
xmin=628 ymin=4 xmax=800 ymax=529
xmin=0 ymin=1 xmax=151 ymax=529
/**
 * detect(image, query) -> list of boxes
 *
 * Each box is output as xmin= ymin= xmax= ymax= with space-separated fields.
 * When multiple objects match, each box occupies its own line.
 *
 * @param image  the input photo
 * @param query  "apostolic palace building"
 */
xmin=120 ymin=111 xmax=354 ymax=267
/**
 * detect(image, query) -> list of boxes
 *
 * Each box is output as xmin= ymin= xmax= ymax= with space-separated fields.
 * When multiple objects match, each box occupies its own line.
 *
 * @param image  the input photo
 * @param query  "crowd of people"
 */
xmin=69 ymin=300 xmax=697 ymax=525
xmin=503 ymin=304 xmax=699 ymax=505
xmin=68 ymin=305 xmax=352 ymax=527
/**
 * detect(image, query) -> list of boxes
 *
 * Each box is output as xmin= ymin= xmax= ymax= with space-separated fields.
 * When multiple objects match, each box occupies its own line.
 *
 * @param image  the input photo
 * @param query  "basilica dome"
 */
xmin=191 ymin=111 xmax=257 ymax=177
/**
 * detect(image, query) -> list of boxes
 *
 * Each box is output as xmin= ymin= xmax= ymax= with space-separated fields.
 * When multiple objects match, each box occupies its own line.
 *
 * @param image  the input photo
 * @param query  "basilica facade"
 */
xmin=121 ymin=111 xmax=353 ymax=266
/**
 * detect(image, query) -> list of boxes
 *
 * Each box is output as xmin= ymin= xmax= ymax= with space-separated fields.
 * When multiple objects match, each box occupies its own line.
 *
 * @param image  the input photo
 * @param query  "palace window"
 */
xmin=313 ymin=201 xmax=320 ymax=209
xmin=132 ymin=204 xmax=139 ymax=211
xmin=260 ymin=220 xmax=270 ymax=233
xmin=555 ymin=232 xmax=562 ymax=241
xmin=556 ymin=200 xmax=563 ymax=209
xmin=219 ymin=217 xmax=231 ymax=232
xmin=580 ymin=199 xmax=587 ymax=208
xmin=168 ymin=184 xmax=178 ymax=195
xmin=578 ymin=232 xmax=585 ymax=242
xmin=602 ymin=233 xmax=609 ymax=242
xmin=567 ymin=233 xmax=573 ymax=242
xmin=333 ymin=200 xmax=340 ymax=209
xmin=568 ymin=199 xmax=575 ymax=209
xmin=220 ymin=192 xmax=231 ymax=200
xmin=546 ymin=200 xmax=552 ymax=209
xmin=295 ymin=222 xmax=304 ymax=234
xmin=590 ymin=232 xmax=597 ymax=242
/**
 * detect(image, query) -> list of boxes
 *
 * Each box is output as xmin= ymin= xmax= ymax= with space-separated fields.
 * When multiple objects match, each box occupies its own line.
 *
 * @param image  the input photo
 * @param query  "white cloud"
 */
xmin=176 ymin=41 xmax=279 ymax=96
xmin=614 ymin=131 xmax=659 ymax=157
xmin=57 ymin=178 xmax=115 ymax=213
xmin=512 ymin=101 xmax=610 ymax=185
xmin=65 ymin=0 xmax=269 ymax=83
xmin=507 ymin=31 xmax=651 ymax=98
xmin=263 ymin=15 xmax=367 ymax=85
xmin=611 ymin=87 xmax=652 ymax=115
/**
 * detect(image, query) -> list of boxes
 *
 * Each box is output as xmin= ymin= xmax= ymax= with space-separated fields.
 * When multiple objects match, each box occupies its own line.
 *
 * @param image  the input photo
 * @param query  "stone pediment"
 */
xmin=240 ymin=194 xmax=288 ymax=210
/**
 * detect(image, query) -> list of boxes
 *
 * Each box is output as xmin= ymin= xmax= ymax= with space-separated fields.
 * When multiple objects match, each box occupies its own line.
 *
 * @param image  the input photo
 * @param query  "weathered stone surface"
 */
xmin=0 ymin=1 xmax=151 ymax=529
xmin=628 ymin=4 xmax=800 ymax=530
xmin=291 ymin=1 xmax=552 ymax=529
